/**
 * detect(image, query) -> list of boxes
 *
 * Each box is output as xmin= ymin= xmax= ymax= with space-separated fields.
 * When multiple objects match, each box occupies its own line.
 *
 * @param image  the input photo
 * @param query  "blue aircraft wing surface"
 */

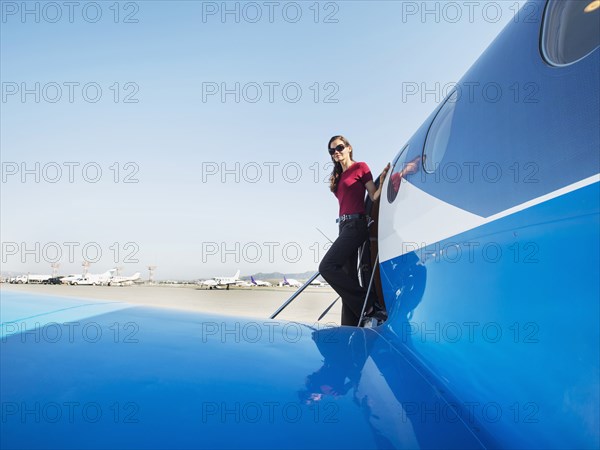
xmin=1 ymin=291 xmax=485 ymax=450
xmin=0 ymin=291 xmax=133 ymax=339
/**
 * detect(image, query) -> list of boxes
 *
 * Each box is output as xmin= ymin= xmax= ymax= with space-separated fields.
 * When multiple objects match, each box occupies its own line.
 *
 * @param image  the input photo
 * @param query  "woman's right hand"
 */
xmin=379 ymin=163 xmax=391 ymax=185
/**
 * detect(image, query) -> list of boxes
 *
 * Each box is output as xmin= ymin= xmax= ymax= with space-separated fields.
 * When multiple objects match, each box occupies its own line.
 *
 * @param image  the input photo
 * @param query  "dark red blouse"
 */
xmin=334 ymin=161 xmax=373 ymax=216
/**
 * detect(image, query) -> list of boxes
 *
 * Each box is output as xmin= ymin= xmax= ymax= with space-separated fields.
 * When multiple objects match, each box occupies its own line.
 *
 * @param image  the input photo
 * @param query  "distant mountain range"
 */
xmin=240 ymin=271 xmax=325 ymax=283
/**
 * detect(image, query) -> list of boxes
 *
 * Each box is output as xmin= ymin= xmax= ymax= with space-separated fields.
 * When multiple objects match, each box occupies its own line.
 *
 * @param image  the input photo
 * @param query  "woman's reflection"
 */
xmin=299 ymin=327 xmax=372 ymax=405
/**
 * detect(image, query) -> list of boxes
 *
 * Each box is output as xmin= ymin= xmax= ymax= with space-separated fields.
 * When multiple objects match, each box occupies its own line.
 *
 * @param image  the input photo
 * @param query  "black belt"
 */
xmin=336 ymin=214 xmax=368 ymax=224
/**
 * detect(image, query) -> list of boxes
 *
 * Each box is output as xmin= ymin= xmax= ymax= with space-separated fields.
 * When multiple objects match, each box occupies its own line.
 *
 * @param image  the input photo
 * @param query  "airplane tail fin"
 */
xmin=251 ymin=276 xmax=256 ymax=284
xmin=234 ymin=269 xmax=240 ymax=280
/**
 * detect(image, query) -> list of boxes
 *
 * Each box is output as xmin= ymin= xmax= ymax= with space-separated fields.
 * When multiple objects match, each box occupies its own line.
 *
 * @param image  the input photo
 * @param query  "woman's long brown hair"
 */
xmin=328 ymin=135 xmax=354 ymax=193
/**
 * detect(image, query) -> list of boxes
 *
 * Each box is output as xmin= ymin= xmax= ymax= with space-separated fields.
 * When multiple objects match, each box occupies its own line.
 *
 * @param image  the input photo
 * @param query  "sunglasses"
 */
xmin=328 ymin=144 xmax=346 ymax=155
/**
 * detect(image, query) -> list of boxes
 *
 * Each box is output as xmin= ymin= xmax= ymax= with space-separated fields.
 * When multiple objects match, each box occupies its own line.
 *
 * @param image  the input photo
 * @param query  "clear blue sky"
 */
xmin=1 ymin=0 xmax=525 ymax=279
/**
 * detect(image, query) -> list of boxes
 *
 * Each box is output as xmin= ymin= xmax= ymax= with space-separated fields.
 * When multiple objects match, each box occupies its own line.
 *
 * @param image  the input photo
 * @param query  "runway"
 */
xmin=0 ymin=283 xmax=342 ymax=326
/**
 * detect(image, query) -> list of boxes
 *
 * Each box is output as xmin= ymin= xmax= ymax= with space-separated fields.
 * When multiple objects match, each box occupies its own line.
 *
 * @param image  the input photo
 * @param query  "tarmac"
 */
xmin=0 ymin=283 xmax=342 ymax=326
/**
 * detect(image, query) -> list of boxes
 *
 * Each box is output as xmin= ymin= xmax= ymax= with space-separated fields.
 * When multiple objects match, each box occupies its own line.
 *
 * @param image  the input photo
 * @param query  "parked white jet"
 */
xmin=199 ymin=270 xmax=241 ymax=290
xmin=280 ymin=276 xmax=302 ymax=288
xmin=198 ymin=279 xmax=218 ymax=289
xmin=109 ymin=272 xmax=141 ymax=286
xmin=250 ymin=276 xmax=272 ymax=287
xmin=72 ymin=278 xmax=95 ymax=286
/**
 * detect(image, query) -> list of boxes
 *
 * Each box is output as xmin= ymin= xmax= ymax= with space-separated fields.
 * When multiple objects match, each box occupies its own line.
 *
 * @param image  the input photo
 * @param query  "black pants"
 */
xmin=319 ymin=218 xmax=375 ymax=326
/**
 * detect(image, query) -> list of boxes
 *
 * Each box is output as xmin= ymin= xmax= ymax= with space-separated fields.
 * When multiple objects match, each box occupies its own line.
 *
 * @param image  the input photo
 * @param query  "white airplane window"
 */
xmin=542 ymin=0 xmax=600 ymax=66
xmin=387 ymin=145 xmax=409 ymax=203
xmin=423 ymin=90 xmax=458 ymax=174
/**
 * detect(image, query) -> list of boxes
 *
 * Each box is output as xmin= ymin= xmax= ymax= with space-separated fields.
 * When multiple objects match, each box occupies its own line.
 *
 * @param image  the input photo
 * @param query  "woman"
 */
xmin=318 ymin=135 xmax=390 ymax=326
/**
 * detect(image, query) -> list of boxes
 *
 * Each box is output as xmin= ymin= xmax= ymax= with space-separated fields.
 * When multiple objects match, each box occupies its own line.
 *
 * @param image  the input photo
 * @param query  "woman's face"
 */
xmin=329 ymin=138 xmax=351 ymax=163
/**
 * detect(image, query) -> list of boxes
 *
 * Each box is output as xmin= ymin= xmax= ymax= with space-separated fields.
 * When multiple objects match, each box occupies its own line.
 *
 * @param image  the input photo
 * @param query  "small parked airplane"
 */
xmin=250 ymin=276 xmax=272 ymax=287
xmin=280 ymin=276 xmax=302 ymax=288
xmin=199 ymin=270 xmax=241 ymax=290
xmin=109 ymin=272 xmax=141 ymax=286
